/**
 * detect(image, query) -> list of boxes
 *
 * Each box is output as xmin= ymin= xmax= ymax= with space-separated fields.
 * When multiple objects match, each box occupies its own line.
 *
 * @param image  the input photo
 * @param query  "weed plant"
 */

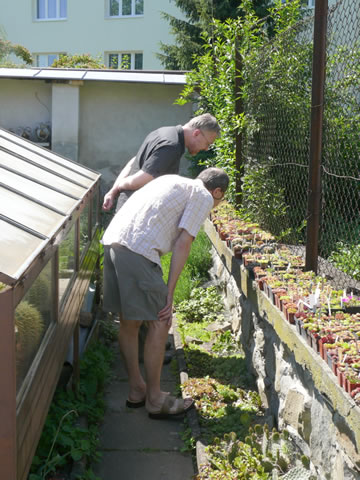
xmin=176 ymin=277 xmax=314 ymax=478
xmin=29 ymin=342 xmax=114 ymax=480
xmin=161 ymin=228 xmax=212 ymax=304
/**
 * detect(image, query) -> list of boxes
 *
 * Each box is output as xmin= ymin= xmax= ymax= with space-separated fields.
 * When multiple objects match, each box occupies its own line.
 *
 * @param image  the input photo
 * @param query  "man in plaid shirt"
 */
xmin=102 ymin=167 xmax=228 ymax=419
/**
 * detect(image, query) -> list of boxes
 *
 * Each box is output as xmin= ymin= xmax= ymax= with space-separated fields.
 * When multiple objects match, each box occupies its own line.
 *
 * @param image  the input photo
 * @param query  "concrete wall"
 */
xmin=204 ymin=219 xmax=360 ymax=480
xmin=0 ymin=77 xmax=193 ymax=184
xmin=0 ymin=79 xmax=52 ymax=131
xmin=78 ymin=81 xmax=190 ymax=171
xmin=0 ymin=0 xmax=184 ymax=69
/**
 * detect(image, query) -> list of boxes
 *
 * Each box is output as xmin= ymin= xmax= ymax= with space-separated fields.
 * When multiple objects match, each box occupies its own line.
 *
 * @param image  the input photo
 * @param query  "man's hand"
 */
xmin=102 ymin=190 xmax=117 ymax=211
xmin=158 ymin=294 xmax=174 ymax=326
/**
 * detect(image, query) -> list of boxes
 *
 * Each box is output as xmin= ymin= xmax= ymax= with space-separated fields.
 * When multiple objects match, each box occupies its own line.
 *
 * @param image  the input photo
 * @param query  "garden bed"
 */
xmin=203 ymin=210 xmax=360 ymax=479
xmin=173 ymin=286 xmax=316 ymax=479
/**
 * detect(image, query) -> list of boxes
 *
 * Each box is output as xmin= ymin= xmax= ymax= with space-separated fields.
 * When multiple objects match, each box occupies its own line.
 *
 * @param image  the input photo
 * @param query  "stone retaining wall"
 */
xmin=204 ymin=218 xmax=360 ymax=480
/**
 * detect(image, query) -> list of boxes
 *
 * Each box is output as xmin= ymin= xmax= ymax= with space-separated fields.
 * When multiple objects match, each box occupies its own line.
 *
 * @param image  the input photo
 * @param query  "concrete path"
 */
xmin=93 ymin=332 xmax=195 ymax=480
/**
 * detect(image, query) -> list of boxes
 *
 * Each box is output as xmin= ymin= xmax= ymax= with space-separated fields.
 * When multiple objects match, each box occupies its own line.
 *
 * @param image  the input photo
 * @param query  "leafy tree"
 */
xmin=158 ymin=0 xmax=273 ymax=70
xmin=0 ymin=33 xmax=32 ymax=66
xmin=52 ymin=53 xmax=105 ymax=69
xmin=176 ymin=0 xmax=305 ymax=228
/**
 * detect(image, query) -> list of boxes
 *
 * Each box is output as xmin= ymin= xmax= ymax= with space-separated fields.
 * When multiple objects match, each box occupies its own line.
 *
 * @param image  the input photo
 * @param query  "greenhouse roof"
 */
xmin=0 ymin=128 xmax=100 ymax=284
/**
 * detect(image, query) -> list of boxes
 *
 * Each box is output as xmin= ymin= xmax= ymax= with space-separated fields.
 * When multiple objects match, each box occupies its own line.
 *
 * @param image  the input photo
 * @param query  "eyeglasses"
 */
xmin=199 ymin=129 xmax=213 ymax=149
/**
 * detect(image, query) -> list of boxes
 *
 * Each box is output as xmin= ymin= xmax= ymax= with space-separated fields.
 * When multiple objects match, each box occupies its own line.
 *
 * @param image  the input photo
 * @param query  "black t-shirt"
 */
xmin=116 ymin=125 xmax=185 ymax=211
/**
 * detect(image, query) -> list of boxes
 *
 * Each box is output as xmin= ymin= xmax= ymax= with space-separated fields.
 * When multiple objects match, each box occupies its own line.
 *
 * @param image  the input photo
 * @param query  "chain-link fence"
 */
xmin=241 ymin=0 xmax=359 ymax=291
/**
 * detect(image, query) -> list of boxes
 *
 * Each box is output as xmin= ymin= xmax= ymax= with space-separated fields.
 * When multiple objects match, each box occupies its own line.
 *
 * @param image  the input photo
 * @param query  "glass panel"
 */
xmin=59 ymin=224 xmax=76 ymax=304
xmin=135 ymin=53 xmax=143 ymax=70
xmin=0 ymin=138 xmax=93 ymax=187
xmin=48 ymin=54 xmax=58 ymax=66
xmin=0 ymin=187 xmax=65 ymax=238
xmin=110 ymin=0 xmax=119 ymax=16
xmin=0 ymin=153 xmax=87 ymax=199
xmin=91 ymin=190 xmax=99 ymax=234
xmin=0 ymin=168 xmax=75 ymax=214
xmin=15 ymin=259 xmax=54 ymax=391
xmin=0 ymin=220 xmax=45 ymax=280
xmin=122 ymin=0 xmax=131 ymax=15
xmin=37 ymin=54 xmax=48 ymax=68
xmin=60 ymin=0 xmax=67 ymax=17
xmin=121 ymin=53 xmax=131 ymax=69
xmin=48 ymin=0 xmax=57 ymax=18
xmin=109 ymin=53 xmax=119 ymax=69
xmin=135 ymin=0 xmax=143 ymax=15
xmin=0 ymin=130 xmax=99 ymax=180
xmin=37 ymin=0 xmax=46 ymax=18
xmin=79 ymin=205 xmax=89 ymax=258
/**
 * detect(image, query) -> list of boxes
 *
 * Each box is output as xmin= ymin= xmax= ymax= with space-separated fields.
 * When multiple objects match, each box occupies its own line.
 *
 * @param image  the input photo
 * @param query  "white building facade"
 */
xmin=0 ymin=0 xmax=183 ymax=70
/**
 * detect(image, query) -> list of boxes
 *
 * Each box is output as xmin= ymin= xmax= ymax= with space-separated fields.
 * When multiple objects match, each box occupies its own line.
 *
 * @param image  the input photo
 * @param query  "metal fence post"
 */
xmin=305 ymin=0 xmax=328 ymax=273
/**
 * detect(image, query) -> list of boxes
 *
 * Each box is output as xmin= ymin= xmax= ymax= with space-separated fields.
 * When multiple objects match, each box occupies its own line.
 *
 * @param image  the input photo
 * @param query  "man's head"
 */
xmin=183 ymin=113 xmax=220 ymax=155
xmin=197 ymin=167 xmax=229 ymax=207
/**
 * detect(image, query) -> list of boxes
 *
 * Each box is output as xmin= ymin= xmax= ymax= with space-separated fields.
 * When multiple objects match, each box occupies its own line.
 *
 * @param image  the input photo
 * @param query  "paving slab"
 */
xmin=94 ymin=451 xmax=194 ymax=480
xmin=92 ymin=334 xmax=195 ymax=479
xmin=98 ymin=409 xmax=186 ymax=450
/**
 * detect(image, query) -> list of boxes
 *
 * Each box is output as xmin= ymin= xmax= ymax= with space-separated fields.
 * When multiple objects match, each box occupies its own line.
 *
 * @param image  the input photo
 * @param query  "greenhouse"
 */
xmin=0 ymin=127 xmax=101 ymax=480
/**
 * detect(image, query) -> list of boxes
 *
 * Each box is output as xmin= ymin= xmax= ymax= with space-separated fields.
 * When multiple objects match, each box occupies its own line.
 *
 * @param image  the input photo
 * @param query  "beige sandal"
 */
xmin=148 ymin=395 xmax=194 ymax=419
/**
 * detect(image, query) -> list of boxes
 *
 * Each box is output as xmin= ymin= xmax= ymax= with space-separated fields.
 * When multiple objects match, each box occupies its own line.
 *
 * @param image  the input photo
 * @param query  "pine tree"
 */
xmin=158 ymin=0 xmax=273 ymax=70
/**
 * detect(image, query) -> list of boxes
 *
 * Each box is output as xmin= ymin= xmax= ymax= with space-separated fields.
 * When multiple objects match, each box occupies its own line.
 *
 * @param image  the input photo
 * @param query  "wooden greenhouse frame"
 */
xmin=0 ymin=128 xmax=102 ymax=480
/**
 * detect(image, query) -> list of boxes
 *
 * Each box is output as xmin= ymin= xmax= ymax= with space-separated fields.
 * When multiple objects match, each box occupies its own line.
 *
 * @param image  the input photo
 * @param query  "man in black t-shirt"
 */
xmin=102 ymin=113 xmax=220 ymax=212
xmin=102 ymin=113 xmax=220 ymax=366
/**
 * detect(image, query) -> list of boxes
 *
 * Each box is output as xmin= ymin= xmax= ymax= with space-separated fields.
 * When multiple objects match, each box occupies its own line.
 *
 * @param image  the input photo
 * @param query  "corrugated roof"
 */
xmin=0 ymin=67 xmax=188 ymax=84
xmin=0 ymin=128 xmax=100 ymax=284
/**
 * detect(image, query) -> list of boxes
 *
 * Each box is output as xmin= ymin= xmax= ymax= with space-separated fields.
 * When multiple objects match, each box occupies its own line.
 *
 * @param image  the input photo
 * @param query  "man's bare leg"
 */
xmin=118 ymin=319 xmax=146 ymax=402
xmin=143 ymin=319 xmax=170 ymax=410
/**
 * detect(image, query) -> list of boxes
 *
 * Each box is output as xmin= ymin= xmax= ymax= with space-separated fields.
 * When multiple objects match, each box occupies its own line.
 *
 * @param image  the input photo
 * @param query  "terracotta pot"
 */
xmin=346 ymin=378 xmax=360 ymax=394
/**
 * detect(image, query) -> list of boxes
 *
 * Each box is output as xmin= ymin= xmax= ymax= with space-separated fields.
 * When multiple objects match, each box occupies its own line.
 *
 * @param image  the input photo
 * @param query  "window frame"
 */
xmin=35 ymin=53 xmax=65 ymax=67
xmin=107 ymin=51 xmax=143 ymax=70
xmin=36 ymin=0 xmax=67 ymax=21
xmin=108 ymin=0 xmax=144 ymax=18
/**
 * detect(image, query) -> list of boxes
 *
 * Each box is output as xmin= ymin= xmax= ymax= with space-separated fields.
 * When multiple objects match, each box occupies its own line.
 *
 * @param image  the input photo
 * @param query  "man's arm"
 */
xmin=117 ymin=156 xmax=136 ymax=180
xmin=158 ymin=229 xmax=194 ymax=325
xmin=102 ymin=157 xmax=154 ymax=211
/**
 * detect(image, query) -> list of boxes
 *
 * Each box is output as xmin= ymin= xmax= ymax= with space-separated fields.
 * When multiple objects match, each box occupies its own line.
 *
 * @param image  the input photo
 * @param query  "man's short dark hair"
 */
xmin=197 ymin=167 xmax=229 ymax=192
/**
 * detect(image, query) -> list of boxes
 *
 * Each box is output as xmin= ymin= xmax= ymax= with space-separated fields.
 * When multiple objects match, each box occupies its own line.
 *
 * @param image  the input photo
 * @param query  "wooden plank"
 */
xmin=0 ymin=287 xmax=17 ymax=480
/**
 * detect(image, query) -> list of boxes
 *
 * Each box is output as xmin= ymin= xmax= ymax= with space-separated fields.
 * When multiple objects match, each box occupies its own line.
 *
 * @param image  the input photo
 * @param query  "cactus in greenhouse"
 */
xmin=15 ymin=301 xmax=44 ymax=381
xmin=25 ymin=273 xmax=51 ymax=315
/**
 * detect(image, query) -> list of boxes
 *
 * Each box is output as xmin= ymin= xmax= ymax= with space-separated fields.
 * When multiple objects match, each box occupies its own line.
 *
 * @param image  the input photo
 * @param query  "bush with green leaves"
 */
xmin=161 ymin=228 xmax=212 ymax=305
xmin=0 ymin=34 xmax=32 ymax=66
xmin=329 ymin=241 xmax=360 ymax=281
xmin=176 ymin=285 xmax=224 ymax=323
xmin=29 ymin=342 xmax=113 ymax=480
xmin=52 ymin=53 xmax=105 ymax=69
xmin=176 ymin=0 xmax=360 ymax=269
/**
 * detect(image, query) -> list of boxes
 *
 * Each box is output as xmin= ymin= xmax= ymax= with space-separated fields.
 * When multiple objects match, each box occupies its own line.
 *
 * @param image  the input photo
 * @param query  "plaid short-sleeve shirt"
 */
xmin=102 ymin=175 xmax=213 ymax=266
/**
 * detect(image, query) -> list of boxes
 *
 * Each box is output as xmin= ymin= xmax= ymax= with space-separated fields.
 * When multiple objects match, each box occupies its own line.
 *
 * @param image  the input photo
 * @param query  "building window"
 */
xmin=36 ymin=53 xmax=62 ymax=67
xmin=109 ymin=0 xmax=144 ymax=17
xmin=37 ymin=0 xmax=67 ymax=20
xmin=108 ymin=52 xmax=143 ymax=70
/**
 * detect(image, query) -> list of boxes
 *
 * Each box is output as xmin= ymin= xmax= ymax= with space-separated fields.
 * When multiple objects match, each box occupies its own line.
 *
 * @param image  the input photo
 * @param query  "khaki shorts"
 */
xmin=103 ymin=244 xmax=168 ymax=321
